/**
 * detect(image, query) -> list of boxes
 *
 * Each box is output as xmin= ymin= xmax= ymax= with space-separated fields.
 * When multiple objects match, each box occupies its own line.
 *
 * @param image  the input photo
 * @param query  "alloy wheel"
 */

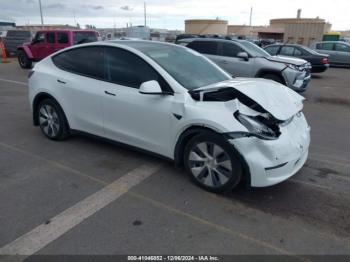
xmin=188 ymin=142 xmax=233 ymax=188
xmin=39 ymin=104 xmax=60 ymax=138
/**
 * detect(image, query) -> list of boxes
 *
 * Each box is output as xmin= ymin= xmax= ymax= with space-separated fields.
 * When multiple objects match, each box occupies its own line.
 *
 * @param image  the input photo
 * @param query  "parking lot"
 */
xmin=0 ymin=60 xmax=350 ymax=259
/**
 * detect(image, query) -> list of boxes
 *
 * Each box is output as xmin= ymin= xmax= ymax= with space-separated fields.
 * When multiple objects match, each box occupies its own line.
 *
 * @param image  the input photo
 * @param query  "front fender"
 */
xmin=18 ymin=45 xmax=33 ymax=59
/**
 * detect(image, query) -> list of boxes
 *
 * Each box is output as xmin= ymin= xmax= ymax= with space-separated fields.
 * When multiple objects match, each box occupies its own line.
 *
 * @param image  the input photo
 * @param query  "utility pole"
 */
xmin=144 ymin=2 xmax=147 ymax=27
xmin=38 ymin=0 xmax=44 ymax=28
xmin=249 ymin=7 xmax=253 ymax=27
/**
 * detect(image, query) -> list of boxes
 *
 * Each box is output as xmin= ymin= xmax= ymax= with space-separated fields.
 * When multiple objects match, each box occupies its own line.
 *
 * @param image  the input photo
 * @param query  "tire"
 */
xmin=37 ymin=99 xmax=69 ymax=141
xmin=262 ymin=73 xmax=284 ymax=84
xmin=18 ymin=50 xmax=32 ymax=69
xmin=184 ymin=131 xmax=243 ymax=193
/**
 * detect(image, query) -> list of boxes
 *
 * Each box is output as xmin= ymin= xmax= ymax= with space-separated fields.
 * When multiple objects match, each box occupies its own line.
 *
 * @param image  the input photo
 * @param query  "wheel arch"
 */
xmin=17 ymin=46 xmax=34 ymax=60
xmin=174 ymin=125 xmax=251 ymax=186
xmin=32 ymin=92 xmax=69 ymax=129
xmin=255 ymin=69 xmax=287 ymax=85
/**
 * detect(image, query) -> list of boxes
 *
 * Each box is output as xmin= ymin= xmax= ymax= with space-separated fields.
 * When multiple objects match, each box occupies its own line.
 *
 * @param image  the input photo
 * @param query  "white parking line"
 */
xmin=0 ymin=78 xmax=27 ymax=86
xmin=0 ymin=164 xmax=160 ymax=256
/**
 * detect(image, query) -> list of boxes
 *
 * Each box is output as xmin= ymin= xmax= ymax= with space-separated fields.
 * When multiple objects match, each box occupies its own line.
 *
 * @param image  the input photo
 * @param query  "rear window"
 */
xmin=264 ymin=46 xmax=280 ymax=55
xmin=52 ymin=47 xmax=104 ymax=79
xmin=318 ymin=43 xmax=334 ymax=51
xmin=73 ymin=32 xmax=97 ymax=45
xmin=6 ymin=30 xmax=31 ymax=38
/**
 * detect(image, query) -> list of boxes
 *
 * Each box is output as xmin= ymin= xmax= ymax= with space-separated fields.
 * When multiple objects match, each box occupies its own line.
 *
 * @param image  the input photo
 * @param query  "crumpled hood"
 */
xmin=267 ymin=55 xmax=307 ymax=66
xmin=196 ymin=78 xmax=305 ymax=121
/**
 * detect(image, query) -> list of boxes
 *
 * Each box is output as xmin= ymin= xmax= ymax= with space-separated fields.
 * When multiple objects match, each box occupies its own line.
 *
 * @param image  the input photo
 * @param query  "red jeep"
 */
xmin=17 ymin=29 xmax=99 ymax=68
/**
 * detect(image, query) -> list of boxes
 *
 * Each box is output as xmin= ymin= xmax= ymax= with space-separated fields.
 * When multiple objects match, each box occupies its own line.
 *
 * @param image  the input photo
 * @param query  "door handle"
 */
xmin=57 ymin=79 xmax=66 ymax=84
xmin=221 ymin=60 xmax=229 ymax=64
xmin=104 ymin=91 xmax=116 ymax=96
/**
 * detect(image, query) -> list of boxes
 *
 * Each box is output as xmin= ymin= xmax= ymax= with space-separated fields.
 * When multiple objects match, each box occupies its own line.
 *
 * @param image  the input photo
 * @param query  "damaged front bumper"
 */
xmin=227 ymin=112 xmax=311 ymax=187
xmin=283 ymin=68 xmax=311 ymax=92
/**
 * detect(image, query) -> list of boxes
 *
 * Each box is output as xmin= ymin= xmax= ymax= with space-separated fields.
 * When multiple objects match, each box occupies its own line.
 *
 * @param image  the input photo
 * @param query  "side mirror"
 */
xmin=139 ymin=80 xmax=163 ymax=95
xmin=237 ymin=52 xmax=249 ymax=61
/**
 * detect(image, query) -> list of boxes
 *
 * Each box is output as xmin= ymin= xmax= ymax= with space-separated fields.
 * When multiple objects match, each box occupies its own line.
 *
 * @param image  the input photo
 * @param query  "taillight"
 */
xmin=28 ymin=70 xmax=35 ymax=79
xmin=321 ymin=58 xmax=328 ymax=64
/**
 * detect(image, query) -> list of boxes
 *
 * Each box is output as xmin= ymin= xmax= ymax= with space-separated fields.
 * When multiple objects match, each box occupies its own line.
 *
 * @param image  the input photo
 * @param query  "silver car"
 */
xmin=179 ymin=38 xmax=311 ymax=92
xmin=312 ymin=41 xmax=350 ymax=67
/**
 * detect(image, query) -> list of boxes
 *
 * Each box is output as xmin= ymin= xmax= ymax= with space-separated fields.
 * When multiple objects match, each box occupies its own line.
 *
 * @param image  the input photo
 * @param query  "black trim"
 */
xmin=172 ymin=113 xmax=182 ymax=120
xmin=265 ymin=162 xmax=288 ymax=171
xmin=139 ymin=91 xmax=174 ymax=96
xmin=69 ymin=129 xmax=173 ymax=163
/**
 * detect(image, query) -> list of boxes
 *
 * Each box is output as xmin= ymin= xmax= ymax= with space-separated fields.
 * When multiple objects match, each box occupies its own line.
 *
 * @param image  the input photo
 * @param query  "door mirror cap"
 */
xmin=139 ymin=80 xmax=163 ymax=95
xmin=237 ymin=52 xmax=249 ymax=60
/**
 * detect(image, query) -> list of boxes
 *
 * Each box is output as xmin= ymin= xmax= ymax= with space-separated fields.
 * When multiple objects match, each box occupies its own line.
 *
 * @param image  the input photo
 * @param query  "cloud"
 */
xmin=120 ymin=6 xmax=133 ymax=11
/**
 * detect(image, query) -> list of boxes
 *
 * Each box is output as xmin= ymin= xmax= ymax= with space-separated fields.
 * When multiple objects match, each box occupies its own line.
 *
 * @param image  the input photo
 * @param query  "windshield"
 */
xmin=239 ymin=41 xmax=271 ymax=57
xmin=128 ymin=43 xmax=231 ymax=90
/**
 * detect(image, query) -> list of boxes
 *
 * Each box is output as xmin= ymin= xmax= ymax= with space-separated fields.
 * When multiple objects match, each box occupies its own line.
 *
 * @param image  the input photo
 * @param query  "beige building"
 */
xmin=270 ymin=18 xmax=331 ymax=46
xmin=185 ymin=19 xmax=228 ymax=35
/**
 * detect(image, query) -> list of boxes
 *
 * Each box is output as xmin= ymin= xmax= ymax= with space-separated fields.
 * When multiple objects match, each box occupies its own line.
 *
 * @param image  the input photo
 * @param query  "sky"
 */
xmin=1 ymin=0 xmax=350 ymax=31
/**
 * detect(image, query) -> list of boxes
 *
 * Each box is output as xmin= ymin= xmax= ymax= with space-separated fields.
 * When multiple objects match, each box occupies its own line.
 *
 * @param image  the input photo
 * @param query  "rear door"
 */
xmin=334 ymin=43 xmax=350 ymax=65
xmin=51 ymin=46 xmax=105 ymax=136
xmin=55 ymin=32 xmax=71 ymax=52
xmin=217 ymin=42 xmax=254 ymax=77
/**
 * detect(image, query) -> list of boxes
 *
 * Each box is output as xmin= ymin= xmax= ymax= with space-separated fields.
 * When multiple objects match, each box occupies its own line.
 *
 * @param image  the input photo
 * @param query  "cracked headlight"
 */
xmin=235 ymin=112 xmax=278 ymax=140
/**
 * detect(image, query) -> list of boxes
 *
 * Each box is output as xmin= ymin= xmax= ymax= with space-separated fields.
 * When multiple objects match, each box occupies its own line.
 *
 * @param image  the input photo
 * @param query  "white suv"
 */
xmin=28 ymin=41 xmax=310 ymax=193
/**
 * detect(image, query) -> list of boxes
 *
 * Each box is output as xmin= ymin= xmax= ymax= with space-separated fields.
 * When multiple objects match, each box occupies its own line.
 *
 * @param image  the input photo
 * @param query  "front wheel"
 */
xmin=184 ymin=132 xmax=243 ymax=193
xmin=18 ymin=50 xmax=32 ymax=69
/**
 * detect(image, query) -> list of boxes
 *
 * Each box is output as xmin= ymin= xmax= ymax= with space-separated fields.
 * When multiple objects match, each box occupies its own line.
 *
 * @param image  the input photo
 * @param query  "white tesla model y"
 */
xmin=28 ymin=41 xmax=310 ymax=193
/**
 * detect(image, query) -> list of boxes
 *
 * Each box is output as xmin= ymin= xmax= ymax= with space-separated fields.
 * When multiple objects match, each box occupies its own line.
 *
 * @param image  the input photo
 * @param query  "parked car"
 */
xmin=28 ymin=41 xmax=310 ymax=193
xmin=312 ymin=41 xmax=350 ymax=67
xmin=17 ymin=29 xmax=99 ymax=69
xmin=178 ymin=38 xmax=311 ymax=92
xmin=3 ymin=30 xmax=32 ymax=56
xmin=264 ymin=44 xmax=329 ymax=73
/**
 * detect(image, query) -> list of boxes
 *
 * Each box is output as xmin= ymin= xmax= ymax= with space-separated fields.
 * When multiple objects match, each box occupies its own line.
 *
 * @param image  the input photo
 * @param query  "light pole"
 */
xmin=38 ymin=0 xmax=44 ymax=28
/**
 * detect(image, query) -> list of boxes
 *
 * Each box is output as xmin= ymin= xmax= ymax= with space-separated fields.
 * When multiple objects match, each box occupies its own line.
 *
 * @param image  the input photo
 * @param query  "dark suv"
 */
xmin=3 ymin=30 xmax=32 ymax=56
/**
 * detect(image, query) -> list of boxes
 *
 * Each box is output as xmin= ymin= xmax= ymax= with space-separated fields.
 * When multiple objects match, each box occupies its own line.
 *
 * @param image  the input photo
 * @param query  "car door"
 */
xmin=51 ymin=46 xmax=105 ymax=136
xmin=100 ymin=47 xmax=174 ymax=156
xmin=316 ymin=43 xmax=336 ymax=63
xmin=30 ymin=32 xmax=47 ymax=60
xmin=217 ymin=42 xmax=254 ymax=77
xmin=45 ymin=32 xmax=56 ymax=56
xmin=334 ymin=43 xmax=350 ymax=65
xmin=55 ymin=32 xmax=71 ymax=52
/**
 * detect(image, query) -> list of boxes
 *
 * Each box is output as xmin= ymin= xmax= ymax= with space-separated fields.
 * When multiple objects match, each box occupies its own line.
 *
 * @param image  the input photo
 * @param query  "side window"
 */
xmin=57 ymin=33 xmax=68 ymax=44
xmin=47 ymin=32 xmax=55 ymax=44
xmin=187 ymin=41 xmax=218 ymax=55
xmin=264 ymin=46 xmax=280 ymax=56
xmin=52 ymin=47 xmax=104 ymax=79
xmin=34 ymin=32 xmax=45 ymax=43
xmin=321 ymin=43 xmax=334 ymax=51
xmin=294 ymin=48 xmax=303 ymax=56
xmin=335 ymin=43 xmax=350 ymax=52
xmin=105 ymin=47 xmax=171 ymax=91
xmin=221 ymin=43 xmax=243 ymax=57
xmin=280 ymin=46 xmax=295 ymax=56
xmin=316 ymin=43 xmax=321 ymax=49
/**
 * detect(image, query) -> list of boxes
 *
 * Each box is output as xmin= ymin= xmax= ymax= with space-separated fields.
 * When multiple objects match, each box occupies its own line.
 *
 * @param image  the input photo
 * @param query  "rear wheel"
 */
xmin=37 ymin=99 xmax=69 ymax=141
xmin=18 ymin=50 xmax=32 ymax=69
xmin=262 ymin=73 xmax=284 ymax=84
xmin=184 ymin=132 xmax=243 ymax=193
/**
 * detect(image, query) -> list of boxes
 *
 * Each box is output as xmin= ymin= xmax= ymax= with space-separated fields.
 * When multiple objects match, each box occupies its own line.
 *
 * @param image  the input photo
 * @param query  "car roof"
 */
xmin=316 ymin=41 xmax=349 ymax=44
xmin=178 ymin=37 xmax=246 ymax=44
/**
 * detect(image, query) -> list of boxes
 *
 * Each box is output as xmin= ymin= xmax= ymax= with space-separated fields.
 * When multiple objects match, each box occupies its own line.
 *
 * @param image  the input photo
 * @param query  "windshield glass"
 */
xmin=239 ymin=40 xmax=271 ymax=57
xmin=124 ymin=42 xmax=231 ymax=90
